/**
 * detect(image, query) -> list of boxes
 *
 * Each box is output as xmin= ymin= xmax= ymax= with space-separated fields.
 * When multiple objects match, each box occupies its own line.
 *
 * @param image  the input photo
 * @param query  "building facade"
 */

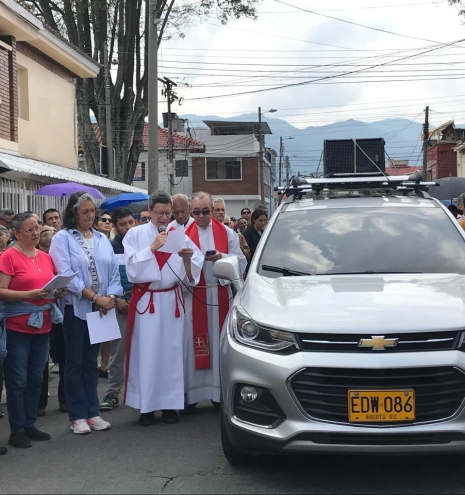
xmin=131 ymin=123 xmax=204 ymax=194
xmin=0 ymin=0 xmax=145 ymax=214
xmin=188 ymin=121 xmax=276 ymax=218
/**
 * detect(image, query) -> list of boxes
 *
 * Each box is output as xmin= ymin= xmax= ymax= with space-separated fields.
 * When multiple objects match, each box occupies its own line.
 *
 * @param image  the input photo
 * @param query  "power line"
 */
xmin=274 ymin=0 xmax=457 ymax=47
xmin=183 ymin=38 xmax=465 ymax=101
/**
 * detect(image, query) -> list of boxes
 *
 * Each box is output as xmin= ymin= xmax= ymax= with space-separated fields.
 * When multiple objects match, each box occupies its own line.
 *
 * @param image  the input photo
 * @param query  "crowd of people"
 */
xmin=0 ymin=192 xmax=269 ymax=454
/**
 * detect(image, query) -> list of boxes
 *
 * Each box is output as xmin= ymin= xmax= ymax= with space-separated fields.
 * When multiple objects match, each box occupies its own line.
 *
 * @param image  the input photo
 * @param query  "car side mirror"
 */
xmin=213 ymin=256 xmax=244 ymax=293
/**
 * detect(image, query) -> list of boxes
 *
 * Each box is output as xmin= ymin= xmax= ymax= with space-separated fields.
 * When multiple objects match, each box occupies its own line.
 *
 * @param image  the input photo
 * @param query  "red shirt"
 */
xmin=0 ymin=247 xmax=56 ymax=334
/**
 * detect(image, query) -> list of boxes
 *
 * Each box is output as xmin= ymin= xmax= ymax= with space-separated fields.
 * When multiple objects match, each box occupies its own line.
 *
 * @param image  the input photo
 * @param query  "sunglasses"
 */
xmin=99 ymin=217 xmax=112 ymax=223
xmin=241 ymin=210 xmax=251 ymax=215
xmin=192 ymin=208 xmax=211 ymax=217
xmin=140 ymin=216 xmax=150 ymax=223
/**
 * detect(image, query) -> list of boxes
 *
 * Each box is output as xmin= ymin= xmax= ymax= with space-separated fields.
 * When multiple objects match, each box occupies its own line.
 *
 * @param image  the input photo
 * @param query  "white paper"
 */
xmin=158 ymin=226 xmax=185 ymax=254
xmin=41 ymin=272 xmax=78 ymax=298
xmin=86 ymin=308 xmax=121 ymax=345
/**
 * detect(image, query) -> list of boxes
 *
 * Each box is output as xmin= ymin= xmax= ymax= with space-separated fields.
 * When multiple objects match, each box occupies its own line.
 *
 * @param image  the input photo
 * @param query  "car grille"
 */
xmin=290 ymin=366 xmax=465 ymax=425
xmin=296 ymin=432 xmax=465 ymax=445
xmin=295 ymin=331 xmax=460 ymax=353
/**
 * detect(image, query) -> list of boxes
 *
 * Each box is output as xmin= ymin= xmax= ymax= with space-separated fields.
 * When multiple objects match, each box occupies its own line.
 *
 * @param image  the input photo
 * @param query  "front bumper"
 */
xmin=220 ymin=332 xmax=465 ymax=455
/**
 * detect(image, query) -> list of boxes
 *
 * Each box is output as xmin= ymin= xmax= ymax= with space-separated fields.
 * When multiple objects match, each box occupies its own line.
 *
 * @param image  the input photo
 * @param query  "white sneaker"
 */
xmin=70 ymin=419 xmax=91 ymax=435
xmin=87 ymin=416 xmax=111 ymax=431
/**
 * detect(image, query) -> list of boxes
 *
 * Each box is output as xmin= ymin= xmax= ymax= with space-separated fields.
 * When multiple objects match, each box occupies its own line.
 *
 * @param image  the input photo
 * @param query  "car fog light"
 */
xmin=240 ymin=386 xmax=258 ymax=402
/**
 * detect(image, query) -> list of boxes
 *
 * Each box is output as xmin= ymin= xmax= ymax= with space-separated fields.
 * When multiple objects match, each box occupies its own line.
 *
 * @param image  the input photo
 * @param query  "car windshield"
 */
xmin=258 ymin=206 xmax=465 ymax=277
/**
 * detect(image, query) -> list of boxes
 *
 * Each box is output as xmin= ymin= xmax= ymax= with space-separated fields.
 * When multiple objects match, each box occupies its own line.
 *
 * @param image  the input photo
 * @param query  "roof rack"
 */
xmin=275 ymin=172 xmax=438 ymax=203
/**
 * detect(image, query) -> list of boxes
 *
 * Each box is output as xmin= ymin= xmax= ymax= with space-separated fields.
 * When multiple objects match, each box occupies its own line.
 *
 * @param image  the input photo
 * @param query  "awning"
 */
xmin=0 ymin=151 xmax=147 ymax=194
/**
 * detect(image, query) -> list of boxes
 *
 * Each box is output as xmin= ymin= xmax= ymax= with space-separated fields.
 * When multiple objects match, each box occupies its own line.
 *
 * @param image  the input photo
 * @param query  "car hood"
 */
xmin=239 ymin=273 xmax=465 ymax=333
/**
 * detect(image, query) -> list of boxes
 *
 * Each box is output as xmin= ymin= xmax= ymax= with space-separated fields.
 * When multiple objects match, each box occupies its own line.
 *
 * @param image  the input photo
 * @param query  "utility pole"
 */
xmin=147 ymin=1 xmax=161 ymax=194
xmin=159 ymin=77 xmax=178 ymax=195
xmin=278 ymin=136 xmax=283 ymax=188
xmin=103 ymin=40 xmax=113 ymax=180
xmin=285 ymin=155 xmax=290 ymax=184
xmin=422 ymin=106 xmax=429 ymax=181
xmin=258 ymin=107 xmax=265 ymax=203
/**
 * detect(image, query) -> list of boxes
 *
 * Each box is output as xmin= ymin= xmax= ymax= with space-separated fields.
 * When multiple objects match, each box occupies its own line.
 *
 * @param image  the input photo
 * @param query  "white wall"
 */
xmin=194 ymin=132 xmax=259 ymax=157
xmin=133 ymin=150 xmax=194 ymax=196
xmin=16 ymin=51 xmax=77 ymax=169
xmin=457 ymin=149 xmax=465 ymax=178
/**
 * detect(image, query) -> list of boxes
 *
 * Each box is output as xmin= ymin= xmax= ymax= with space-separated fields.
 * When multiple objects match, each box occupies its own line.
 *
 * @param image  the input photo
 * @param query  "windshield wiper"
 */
xmin=328 ymin=271 xmax=424 ymax=275
xmin=261 ymin=265 xmax=312 ymax=276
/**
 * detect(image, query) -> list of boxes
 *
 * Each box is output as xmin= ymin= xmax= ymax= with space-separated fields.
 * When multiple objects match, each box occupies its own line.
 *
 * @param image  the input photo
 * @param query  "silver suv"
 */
xmin=214 ymin=174 xmax=465 ymax=464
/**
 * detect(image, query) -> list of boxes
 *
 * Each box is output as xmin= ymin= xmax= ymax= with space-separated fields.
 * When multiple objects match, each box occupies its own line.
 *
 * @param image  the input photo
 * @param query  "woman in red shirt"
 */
xmin=0 ymin=213 xmax=65 ymax=452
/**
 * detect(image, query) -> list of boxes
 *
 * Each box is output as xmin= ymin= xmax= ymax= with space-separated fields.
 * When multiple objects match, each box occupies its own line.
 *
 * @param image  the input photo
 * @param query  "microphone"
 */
xmin=159 ymin=226 xmax=167 ymax=233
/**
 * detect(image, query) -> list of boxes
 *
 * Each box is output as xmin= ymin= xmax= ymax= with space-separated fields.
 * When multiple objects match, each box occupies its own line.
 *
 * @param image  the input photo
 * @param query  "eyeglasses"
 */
xmin=152 ymin=211 xmax=171 ymax=218
xmin=192 ymin=209 xmax=211 ymax=217
xmin=241 ymin=210 xmax=251 ymax=215
xmin=99 ymin=217 xmax=112 ymax=223
xmin=140 ymin=216 xmax=150 ymax=223
xmin=22 ymin=226 xmax=41 ymax=235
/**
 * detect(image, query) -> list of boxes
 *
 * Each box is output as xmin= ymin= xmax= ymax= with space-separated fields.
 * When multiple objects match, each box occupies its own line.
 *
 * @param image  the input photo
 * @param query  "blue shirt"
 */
xmin=49 ymin=228 xmax=123 ymax=320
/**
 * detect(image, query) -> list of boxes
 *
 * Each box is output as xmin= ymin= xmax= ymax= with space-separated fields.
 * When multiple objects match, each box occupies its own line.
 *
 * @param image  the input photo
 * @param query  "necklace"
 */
xmin=15 ymin=244 xmax=41 ymax=272
xmin=77 ymin=229 xmax=92 ymax=238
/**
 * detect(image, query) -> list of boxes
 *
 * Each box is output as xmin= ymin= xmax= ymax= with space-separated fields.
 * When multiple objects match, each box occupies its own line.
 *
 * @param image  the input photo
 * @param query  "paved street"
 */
xmin=2 ymin=372 xmax=465 ymax=494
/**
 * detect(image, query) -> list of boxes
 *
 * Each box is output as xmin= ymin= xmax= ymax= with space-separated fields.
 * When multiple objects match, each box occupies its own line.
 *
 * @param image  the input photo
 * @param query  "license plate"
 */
xmin=348 ymin=390 xmax=415 ymax=423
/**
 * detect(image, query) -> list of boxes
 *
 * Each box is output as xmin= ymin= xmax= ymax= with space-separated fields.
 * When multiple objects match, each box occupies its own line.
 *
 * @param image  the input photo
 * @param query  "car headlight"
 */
xmin=229 ymin=306 xmax=299 ymax=353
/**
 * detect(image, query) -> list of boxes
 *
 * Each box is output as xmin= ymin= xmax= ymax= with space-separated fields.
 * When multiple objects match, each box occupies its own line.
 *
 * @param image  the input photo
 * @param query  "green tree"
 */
xmin=448 ymin=0 xmax=465 ymax=18
xmin=18 ymin=0 xmax=259 ymax=183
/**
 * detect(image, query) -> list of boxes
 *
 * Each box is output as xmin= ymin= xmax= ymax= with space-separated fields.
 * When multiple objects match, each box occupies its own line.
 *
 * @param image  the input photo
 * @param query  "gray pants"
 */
xmin=105 ymin=311 xmax=127 ymax=398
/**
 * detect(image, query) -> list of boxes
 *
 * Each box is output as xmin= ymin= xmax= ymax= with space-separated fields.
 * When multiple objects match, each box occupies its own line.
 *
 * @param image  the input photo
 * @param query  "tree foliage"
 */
xmin=17 ymin=0 xmax=259 ymax=184
xmin=448 ymin=0 xmax=465 ymax=19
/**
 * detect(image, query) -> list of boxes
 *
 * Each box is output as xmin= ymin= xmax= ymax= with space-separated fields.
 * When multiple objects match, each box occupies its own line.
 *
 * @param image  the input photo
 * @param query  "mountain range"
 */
xmin=177 ymin=113 xmax=458 ymax=175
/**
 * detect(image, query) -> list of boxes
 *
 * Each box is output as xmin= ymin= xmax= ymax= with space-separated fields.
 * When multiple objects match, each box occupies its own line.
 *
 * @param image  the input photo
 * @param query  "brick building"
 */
xmin=427 ymin=142 xmax=457 ymax=180
xmin=426 ymin=121 xmax=465 ymax=180
xmin=188 ymin=120 xmax=276 ymax=218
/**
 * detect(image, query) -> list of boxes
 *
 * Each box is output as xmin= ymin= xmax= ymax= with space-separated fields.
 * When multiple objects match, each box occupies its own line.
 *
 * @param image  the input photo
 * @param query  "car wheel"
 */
xmin=220 ymin=405 xmax=255 ymax=465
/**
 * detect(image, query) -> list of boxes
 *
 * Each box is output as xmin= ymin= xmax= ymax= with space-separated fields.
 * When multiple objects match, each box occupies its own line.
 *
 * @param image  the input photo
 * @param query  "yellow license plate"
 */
xmin=348 ymin=390 xmax=415 ymax=423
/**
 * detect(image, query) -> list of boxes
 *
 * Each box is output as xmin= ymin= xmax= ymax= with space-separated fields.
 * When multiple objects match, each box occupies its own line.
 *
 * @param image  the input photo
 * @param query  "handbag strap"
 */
xmin=68 ymin=229 xmax=100 ymax=292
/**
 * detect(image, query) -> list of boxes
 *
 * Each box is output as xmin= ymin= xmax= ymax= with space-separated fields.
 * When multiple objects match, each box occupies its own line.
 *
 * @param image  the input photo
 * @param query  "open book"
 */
xmin=41 ymin=272 xmax=78 ymax=298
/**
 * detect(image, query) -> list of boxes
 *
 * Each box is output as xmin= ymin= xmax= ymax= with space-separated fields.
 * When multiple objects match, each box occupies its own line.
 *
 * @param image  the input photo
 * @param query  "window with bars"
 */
xmin=175 ymin=160 xmax=188 ymax=177
xmin=205 ymin=157 xmax=241 ymax=180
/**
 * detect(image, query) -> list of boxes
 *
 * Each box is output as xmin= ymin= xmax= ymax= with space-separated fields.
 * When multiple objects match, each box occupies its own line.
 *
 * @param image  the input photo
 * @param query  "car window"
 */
xmin=258 ymin=207 xmax=465 ymax=277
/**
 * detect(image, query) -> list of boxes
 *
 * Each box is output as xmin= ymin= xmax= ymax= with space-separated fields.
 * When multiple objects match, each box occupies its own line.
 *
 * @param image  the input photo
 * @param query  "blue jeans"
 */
xmin=3 ymin=329 xmax=50 ymax=434
xmin=63 ymin=306 xmax=100 ymax=421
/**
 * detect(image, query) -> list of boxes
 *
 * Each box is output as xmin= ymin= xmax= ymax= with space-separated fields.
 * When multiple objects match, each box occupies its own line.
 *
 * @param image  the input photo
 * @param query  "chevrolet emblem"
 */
xmin=358 ymin=336 xmax=399 ymax=351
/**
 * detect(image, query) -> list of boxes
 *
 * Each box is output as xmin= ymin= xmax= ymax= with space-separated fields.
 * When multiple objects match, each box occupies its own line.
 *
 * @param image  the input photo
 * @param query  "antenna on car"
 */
xmin=354 ymin=141 xmax=393 ymax=185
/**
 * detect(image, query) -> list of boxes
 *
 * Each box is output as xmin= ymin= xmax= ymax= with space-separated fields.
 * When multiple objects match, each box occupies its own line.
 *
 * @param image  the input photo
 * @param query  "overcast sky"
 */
xmin=156 ymin=0 xmax=465 ymax=131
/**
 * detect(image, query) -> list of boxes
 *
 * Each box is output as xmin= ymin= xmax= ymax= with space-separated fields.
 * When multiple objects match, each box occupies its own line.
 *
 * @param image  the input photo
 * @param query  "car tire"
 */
xmin=220 ymin=405 xmax=256 ymax=465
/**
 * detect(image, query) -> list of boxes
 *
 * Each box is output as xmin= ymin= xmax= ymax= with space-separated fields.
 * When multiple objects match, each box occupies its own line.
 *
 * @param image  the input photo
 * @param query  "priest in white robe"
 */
xmin=184 ymin=192 xmax=247 ymax=413
xmin=123 ymin=191 xmax=203 ymax=426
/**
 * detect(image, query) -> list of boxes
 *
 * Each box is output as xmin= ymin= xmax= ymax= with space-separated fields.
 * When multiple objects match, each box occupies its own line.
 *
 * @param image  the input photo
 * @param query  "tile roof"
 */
xmin=143 ymin=123 xmax=204 ymax=148
xmin=78 ymin=123 xmax=204 ymax=149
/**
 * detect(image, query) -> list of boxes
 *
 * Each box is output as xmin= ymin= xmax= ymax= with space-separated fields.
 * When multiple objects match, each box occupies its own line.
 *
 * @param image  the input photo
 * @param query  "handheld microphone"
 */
xmin=159 ymin=226 xmax=167 ymax=233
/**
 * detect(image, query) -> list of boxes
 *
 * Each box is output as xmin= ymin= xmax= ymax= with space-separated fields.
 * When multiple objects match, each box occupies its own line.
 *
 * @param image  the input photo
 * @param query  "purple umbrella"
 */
xmin=34 ymin=182 xmax=105 ymax=199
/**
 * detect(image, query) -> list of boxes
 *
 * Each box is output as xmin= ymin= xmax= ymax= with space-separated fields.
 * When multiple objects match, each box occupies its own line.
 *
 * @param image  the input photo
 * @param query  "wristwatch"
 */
xmin=108 ymin=294 xmax=117 ymax=300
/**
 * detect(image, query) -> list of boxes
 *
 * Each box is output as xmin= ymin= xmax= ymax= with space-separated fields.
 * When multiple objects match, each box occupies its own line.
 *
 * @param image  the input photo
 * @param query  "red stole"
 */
xmin=185 ymin=218 xmax=229 ymax=370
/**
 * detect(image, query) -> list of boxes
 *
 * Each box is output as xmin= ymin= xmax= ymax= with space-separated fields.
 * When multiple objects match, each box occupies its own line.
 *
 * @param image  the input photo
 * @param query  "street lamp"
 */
xmin=258 ymin=107 xmax=277 ymax=203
